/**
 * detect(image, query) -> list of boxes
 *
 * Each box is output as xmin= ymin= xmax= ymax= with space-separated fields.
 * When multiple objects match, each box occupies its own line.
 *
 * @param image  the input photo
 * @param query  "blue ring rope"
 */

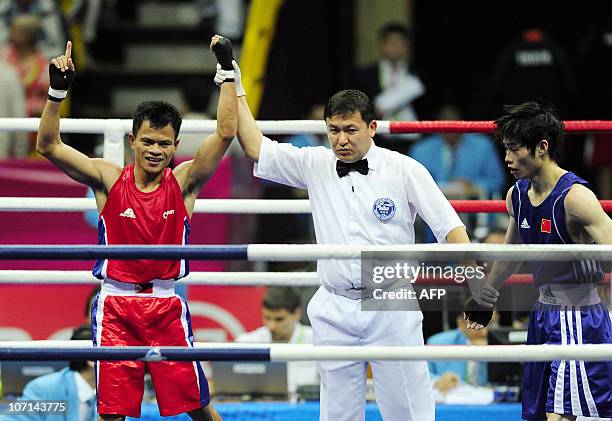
xmin=0 ymin=347 xmax=271 ymax=361
xmin=0 ymin=245 xmax=248 ymax=260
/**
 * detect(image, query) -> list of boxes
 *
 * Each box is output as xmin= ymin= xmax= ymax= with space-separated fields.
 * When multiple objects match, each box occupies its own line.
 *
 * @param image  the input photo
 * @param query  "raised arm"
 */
xmin=37 ymin=41 xmax=120 ymax=192
xmin=213 ymin=59 xmax=262 ymax=161
xmin=237 ymin=95 xmax=263 ymax=162
xmin=564 ymin=184 xmax=612 ymax=244
xmin=174 ymin=36 xmax=238 ymax=208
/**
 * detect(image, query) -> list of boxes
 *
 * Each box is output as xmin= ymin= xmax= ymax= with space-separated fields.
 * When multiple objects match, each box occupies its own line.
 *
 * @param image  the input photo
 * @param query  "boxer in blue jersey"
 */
xmin=465 ymin=101 xmax=612 ymax=421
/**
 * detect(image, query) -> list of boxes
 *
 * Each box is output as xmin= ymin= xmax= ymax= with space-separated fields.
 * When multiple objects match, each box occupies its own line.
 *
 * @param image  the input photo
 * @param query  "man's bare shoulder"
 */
xmin=91 ymin=158 xmax=123 ymax=190
xmin=563 ymin=183 xmax=599 ymax=218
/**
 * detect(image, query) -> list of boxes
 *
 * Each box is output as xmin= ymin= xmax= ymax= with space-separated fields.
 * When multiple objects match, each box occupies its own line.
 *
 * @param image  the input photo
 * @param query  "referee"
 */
xmin=215 ymin=49 xmax=470 ymax=421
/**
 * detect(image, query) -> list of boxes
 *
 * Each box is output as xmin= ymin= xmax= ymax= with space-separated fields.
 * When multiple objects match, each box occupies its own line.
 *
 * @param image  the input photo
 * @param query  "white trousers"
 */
xmin=307 ymin=286 xmax=435 ymax=421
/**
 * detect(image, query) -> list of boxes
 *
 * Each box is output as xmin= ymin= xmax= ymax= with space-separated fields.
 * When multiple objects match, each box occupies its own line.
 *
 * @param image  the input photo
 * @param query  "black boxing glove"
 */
xmin=212 ymin=37 xmax=235 ymax=71
xmin=464 ymin=298 xmax=494 ymax=327
xmin=48 ymin=63 xmax=76 ymax=102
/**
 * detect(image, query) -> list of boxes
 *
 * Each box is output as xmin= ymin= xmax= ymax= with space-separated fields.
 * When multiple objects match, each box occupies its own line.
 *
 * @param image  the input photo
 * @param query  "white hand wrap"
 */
xmin=214 ymin=61 xmax=246 ymax=97
xmin=48 ymin=87 xmax=67 ymax=100
xmin=232 ymin=60 xmax=246 ymax=97
xmin=214 ymin=66 xmax=235 ymax=86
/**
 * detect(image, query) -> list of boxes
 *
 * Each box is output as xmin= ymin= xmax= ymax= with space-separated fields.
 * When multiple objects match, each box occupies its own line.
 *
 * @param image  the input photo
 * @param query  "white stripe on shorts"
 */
xmin=178 ymin=298 xmax=201 ymax=395
xmin=567 ymin=309 xmax=582 ymax=416
xmin=574 ymin=309 xmax=599 ymax=417
xmin=554 ymin=308 xmax=567 ymax=414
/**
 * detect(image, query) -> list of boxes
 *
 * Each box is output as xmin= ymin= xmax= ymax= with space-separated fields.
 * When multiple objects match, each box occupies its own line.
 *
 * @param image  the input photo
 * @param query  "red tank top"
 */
xmin=92 ymin=164 xmax=190 ymax=283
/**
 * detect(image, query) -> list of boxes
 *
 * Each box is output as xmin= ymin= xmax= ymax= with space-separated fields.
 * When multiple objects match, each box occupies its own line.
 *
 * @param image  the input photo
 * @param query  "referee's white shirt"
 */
xmin=254 ymin=136 xmax=464 ymax=290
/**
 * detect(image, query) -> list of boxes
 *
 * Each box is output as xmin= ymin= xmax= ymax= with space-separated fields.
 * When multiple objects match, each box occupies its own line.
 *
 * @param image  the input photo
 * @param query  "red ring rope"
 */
xmin=415 ymin=273 xmax=611 ymax=285
xmin=451 ymin=200 xmax=612 ymax=213
xmin=389 ymin=120 xmax=612 ymax=134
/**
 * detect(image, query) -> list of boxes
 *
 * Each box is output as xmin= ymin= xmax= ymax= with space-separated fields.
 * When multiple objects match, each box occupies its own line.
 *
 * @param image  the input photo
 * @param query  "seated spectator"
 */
xmin=0 ymin=64 xmax=27 ymax=158
xmin=409 ymin=104 xmax=505 ymax=200
xmin=410 ymin=104 xmax=505 ymax=241
xmin=3 ymin=325 xmax=96 ymax=421
xmin=427 ymin=312 xmax=494 ymax=394
xmin=236 ymin=287 xmax=318 ymax=393
xmin=0 ymin=14 xmax=50 ymax=119
xmin=0 ymin=0 xmax=66 ymax=58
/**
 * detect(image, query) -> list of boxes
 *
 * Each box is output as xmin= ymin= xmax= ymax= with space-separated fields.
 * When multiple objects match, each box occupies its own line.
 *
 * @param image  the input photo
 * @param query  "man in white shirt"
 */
xmin=214 ymin=50 xmax=471 ymax=420
xmin=236 ymin=287 xmax=318 ymax=394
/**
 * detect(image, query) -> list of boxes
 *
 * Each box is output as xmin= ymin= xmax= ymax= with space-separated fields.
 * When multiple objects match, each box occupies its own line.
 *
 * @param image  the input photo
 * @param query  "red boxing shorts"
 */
xmin=91 ymin=278 xmax=210 ymax=417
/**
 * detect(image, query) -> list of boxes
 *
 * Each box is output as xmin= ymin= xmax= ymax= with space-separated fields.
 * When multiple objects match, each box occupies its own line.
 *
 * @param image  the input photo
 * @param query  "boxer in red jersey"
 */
xmin=36 ymin=36 xmax=237 ymax=421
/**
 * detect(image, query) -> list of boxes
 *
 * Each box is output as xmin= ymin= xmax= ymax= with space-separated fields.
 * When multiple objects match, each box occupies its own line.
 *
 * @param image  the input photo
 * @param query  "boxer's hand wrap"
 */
xmin=48 ymin=63 xmax=75 ymax=102
xmin=212 ymin=37 xmax=235 ymax=71
xmin=464 ymin=298 xmax=494 ymax=327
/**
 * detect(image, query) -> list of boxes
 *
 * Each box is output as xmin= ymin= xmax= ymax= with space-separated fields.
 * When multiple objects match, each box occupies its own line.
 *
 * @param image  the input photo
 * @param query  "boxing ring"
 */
xmin=0 ymin=117 xmax=611 ymax=420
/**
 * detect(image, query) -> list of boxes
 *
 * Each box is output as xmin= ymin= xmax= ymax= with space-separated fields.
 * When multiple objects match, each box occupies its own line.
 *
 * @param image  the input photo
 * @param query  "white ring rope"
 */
xmin=0 ymin=119 xmax=372 ymax=135
xmin=0 ymin=341 xmax=611 ymax=362
xmin=0 ymin=198 xmax=312 ymax=213
xmin=0 ymin=270 xmax=319 ymax=286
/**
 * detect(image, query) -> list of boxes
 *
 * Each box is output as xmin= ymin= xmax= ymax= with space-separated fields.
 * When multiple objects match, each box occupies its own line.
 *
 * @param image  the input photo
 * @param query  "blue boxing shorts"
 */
xmin=521 ymin=301 xmax=612 ymax=420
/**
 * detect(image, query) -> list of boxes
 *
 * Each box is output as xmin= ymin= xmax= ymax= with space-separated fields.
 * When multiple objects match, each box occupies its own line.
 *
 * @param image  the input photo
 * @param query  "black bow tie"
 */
xmin=336 ymin=159 xmax=369 ymax=178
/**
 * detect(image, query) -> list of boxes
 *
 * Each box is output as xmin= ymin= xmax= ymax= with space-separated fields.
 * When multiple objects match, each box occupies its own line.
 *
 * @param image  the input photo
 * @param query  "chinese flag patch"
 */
xmin=541 ymin=219 xmax=552 ymax=233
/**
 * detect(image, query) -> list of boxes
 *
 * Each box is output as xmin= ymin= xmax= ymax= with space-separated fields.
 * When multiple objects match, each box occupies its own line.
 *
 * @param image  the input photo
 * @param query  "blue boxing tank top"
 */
xmin=511 ymin=171 xmax=603 ymax=287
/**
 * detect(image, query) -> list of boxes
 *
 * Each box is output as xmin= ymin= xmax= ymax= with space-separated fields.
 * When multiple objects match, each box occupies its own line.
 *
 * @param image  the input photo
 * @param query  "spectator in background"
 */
xmin=2 ymin=325 xmax=97 ymax=421
xmin=409 ymin=104 xmax=505 ymax=241
xmin=409 ymin=104 xmax=505 ymax=201
xmin=427 ymin=312 xmax=494 ymax=394
xmin=177 ymin=81 xmax=214 ymax=158
xmin=236 ymin=287 xmax=318 ymax=394
xmin=0 ymin=64 xmax=27 ymax=158
xmin=1 ymin=14 xmax=50 ymax=119
xmin=0 ymin=0 xmax=65 ymax=58
xmin=580 ymin=18 xmax=612 ymax=199
xmin=63 ymin=0 xmax=102 ymax=70
xmin=484 ymin=28 xmax=583 ymax=119
xmin=194 ymin=0 xmax=245 ymax=39
xmin=353 ymin=23 xmax=425 ymax=150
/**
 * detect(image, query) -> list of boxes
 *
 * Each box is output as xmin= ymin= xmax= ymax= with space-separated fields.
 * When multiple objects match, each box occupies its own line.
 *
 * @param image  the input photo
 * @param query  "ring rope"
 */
xmin=0 ymin=244 xmax=609 ymax=261
xmin=388 ymin=120 xmax=612 ymax=134
xmin=0 ymin=270 xmax=608 ymax=286
xmin=0 ymin=343 xmax=611 ymax=362
xmin=0 ymin=118 xmax=611 ymax=134
xmin=0 ymin=198 xmax=611 ymax=213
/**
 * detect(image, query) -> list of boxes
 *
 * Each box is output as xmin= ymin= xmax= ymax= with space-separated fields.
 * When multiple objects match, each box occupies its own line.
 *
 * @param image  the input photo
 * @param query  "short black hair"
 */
xmin=324 ymin=90 xmax=375 ymax=126
xmin=262 ymin=287 xmax=301 ymax=313
xmin=378 ymin=22 xmax=412 ymax=42
xmin=132 ymin=101 xmax=182 ymax=139
xmin=69 ymin=324 xmax=92 ymax=372
xmin=494 ymin=101 xmax=564 ymax=161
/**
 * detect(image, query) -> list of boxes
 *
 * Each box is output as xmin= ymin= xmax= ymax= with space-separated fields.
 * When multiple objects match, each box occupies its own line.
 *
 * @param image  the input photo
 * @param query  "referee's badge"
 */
xmin=373 ymin=198 xmax=396 ymax=221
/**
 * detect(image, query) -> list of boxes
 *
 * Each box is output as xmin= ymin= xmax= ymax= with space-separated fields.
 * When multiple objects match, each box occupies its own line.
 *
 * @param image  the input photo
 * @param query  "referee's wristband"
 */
xmin=48 ymin=87 xmax=67 ymax=102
